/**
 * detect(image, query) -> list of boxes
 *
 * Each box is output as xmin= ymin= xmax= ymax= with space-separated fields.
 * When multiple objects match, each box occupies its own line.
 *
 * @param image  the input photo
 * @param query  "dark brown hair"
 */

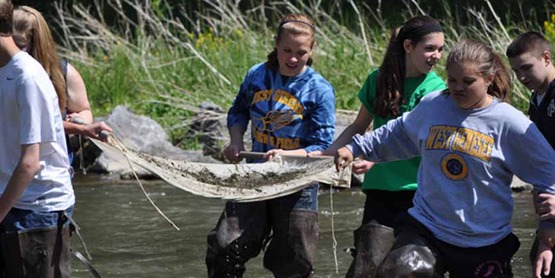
xmin=374 ymin=15 xmax=442 ymax=118
xmin=447 ymin=39 xmax=511 ymax=102
xmin=506 ymin=31 xmax=551 ymax=59
xmin=266 ymin=14 xmax=315 ymax=71
xmin=0 ymin=0 xmax=13 ymax=36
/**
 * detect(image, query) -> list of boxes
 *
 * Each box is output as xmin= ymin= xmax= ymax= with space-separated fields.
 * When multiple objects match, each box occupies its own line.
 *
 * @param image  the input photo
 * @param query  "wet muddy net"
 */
xmin=90 ymin=137 xmax=351 ymax=202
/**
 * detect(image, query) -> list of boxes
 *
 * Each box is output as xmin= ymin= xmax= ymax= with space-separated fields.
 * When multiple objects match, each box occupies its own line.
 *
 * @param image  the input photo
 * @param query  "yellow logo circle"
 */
xmin=441 ymin=153 xmax=468 ymax=180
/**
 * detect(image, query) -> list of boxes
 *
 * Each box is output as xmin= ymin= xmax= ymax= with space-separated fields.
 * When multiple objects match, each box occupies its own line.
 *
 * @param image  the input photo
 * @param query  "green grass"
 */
xmin=55 ymin=0 xmax=551 ymax=147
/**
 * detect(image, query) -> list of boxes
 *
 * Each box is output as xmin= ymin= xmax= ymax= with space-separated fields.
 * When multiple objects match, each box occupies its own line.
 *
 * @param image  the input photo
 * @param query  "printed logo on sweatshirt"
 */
xmin=441 ymin=153 xmax=467 ymax=180
xmin=251 ymin=89 xmax=303 ymax=150
xmin=426 ymin=125 xmax=494 ymax=162
xmin=252 ymin=89 xmax=304 ymax=115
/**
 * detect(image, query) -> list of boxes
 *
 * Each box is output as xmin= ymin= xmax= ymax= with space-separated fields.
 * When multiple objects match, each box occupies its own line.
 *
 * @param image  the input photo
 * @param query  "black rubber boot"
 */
xmin=206 ymin=206 xmax=268 ymax=278
xmin=345 ymin=222 xmax=395 ymax=278
xmin=264 ymin=210 xmax=319 ymax=278
xmin=375 ymin=231 xmax=438 ymax=278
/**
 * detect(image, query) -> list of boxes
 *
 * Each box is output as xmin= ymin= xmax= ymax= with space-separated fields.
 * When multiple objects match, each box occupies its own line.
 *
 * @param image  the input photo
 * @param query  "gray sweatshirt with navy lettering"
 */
xmin=347 ymin=90 xmax=555 ymax=248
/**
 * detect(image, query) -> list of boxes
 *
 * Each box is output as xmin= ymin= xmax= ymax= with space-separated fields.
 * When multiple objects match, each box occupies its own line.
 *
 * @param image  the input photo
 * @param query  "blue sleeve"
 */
xmin=347 ymin=111 xmax=420 ymax=162
xmin=304 ymin=86 xmax=335 ymax=153
xmin=227 ymin=72 xmax=252 ymax=129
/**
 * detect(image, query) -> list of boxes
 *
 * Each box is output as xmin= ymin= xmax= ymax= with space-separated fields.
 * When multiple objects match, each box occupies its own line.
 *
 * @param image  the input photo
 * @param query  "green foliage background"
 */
xmin=30 ymin=0 xmax=555 ymax=148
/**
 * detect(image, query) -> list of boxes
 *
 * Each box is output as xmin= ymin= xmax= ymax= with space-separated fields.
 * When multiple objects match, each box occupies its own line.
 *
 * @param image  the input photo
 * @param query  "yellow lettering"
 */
xmin=431 ymin=127 xmax=456 ymax=150
xmin=426 ymin=126 xmax=441 ymax=149
xmin=252 ymin=90 xmax=272 ymax=104
xmin=451 ymin=130 xmax=466 ymax=153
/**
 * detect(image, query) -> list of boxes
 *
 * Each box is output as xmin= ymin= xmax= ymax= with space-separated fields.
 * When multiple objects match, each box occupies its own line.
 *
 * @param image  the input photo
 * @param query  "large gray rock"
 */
xmin=84 ymin=106 xmax=220 ymax=179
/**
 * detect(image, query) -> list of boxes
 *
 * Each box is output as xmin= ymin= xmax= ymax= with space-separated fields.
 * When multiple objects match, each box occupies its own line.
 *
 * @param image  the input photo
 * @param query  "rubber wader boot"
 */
xmin=264 ymin=211 xmax=318 ymax=278
xmin=345 ymin=222 xmax=395 ymax=278
xmin=375 ymin=243 xmax=437 ymax=277
xmin=1 ymin=227 xmax=71 ymax=278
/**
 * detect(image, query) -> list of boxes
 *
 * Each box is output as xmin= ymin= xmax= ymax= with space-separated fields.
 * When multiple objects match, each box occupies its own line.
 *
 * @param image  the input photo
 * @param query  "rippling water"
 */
xmin=70 ymin=174 xmax=537 ymax=277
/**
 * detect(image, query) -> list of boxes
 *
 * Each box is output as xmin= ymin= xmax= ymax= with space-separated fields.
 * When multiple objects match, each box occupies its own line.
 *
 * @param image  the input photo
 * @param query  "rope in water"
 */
xmin=330 ymin=187 xmax=339 ymax=273
xmin=329 ymin=161 xmax=350 ymax=274
xmin=108 ymin=134 xmax=181 ymax=231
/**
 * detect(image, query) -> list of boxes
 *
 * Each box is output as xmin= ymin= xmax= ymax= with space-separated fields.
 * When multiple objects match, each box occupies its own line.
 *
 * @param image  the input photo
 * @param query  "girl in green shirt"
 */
xmin=310 ymin=15 xmax=445 ymax=277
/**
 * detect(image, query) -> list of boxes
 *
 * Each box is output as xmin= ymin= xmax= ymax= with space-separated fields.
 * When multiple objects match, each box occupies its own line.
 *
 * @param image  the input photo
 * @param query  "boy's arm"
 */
xmin=535 ymin=227 xmax=555 ymax=278
xmin=534 ymin=190 xmax=555 ymax=277
xmin=535 ymin=191 xmax=555 ymax=220
xmin=0 ymin=144 xmax=40 ymax=221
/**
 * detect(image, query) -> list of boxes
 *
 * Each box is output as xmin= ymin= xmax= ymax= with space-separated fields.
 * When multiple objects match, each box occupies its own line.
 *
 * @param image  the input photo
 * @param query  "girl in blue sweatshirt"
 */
xmin=335 ymin=39 xmax=555 ymax=277
xmin=206 ymin=13 xmax=335 ymax=278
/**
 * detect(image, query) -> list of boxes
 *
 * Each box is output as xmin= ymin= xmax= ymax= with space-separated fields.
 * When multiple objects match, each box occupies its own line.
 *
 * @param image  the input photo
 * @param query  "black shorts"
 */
xmin=362 ymin=189 xmax=415 ymax=228
xmin=393 ymin=212 xmax=520 ymax=278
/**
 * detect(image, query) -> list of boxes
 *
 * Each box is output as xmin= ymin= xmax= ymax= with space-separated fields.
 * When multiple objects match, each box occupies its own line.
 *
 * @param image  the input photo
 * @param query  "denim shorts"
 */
xmin=292 ymin=182 xmax=318 ymax=211
xmin=0 ymin=206 xmax=74 ymax=233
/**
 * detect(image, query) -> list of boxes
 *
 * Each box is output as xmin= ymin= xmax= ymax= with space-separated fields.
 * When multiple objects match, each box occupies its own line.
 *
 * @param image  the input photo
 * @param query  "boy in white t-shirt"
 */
xmin=0 ymin=0 xmax=75 ymax=276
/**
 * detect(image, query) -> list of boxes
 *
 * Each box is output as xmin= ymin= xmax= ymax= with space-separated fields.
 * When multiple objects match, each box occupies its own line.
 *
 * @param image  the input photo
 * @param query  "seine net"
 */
xmin=90 ymin=137 xmax=351 ymax=202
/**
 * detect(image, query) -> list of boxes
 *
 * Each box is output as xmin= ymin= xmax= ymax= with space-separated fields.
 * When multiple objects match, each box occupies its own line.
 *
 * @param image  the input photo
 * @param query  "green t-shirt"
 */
xmin=357 ymin=69 xmax=446 ymax=191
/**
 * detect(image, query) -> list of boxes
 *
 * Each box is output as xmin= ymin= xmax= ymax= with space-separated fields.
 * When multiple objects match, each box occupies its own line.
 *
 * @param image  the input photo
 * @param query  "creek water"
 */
xmin=70 ymin=173 xmax=537 ymax=278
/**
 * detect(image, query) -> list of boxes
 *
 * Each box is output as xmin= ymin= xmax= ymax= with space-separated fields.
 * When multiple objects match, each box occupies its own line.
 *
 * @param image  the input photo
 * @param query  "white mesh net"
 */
xmin=90 ymin=137 xmax=351 ymax=202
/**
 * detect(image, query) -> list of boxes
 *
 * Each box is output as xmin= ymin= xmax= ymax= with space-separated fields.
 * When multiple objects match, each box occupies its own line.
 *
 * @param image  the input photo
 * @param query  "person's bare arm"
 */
xmin=66 ymin=63 xmax=93 ymax=124
xmin=0 ymin=144 xmax=40 ymax=221
xmin=309 ymin=105 xmax=373 ymax=157
xmin=223 ymin=125 xmax=247 ymax=163
xmin=62 ymin=63 xmax=112 ymax=140
xmin=330 ymin=105 xmax=373 ymax=151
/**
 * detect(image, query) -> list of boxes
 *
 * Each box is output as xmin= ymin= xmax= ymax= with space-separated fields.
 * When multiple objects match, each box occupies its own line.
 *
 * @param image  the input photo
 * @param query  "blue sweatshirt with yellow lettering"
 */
xmin=347 ymin=90 xmax=555 ymax=248
xmin=227 ymin=63 xmax=335 ymax=159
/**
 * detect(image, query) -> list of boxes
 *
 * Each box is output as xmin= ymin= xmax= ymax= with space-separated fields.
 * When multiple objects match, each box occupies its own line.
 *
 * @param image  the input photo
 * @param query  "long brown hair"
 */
xmin=266 ymin=14 xmax=316 ymax=71
xmin=13 ymin=6 xmax=66 ymax=112
xmin=447 ymin=39 xmax=511 ymax=102
xmin=375 ymin=15 xmax=442 ymax=118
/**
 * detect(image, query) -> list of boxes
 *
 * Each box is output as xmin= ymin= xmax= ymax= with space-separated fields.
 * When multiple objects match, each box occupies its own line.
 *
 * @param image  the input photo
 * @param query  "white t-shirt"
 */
xmin=0 ymin=51 xmax=74 ymax=211
xmin=535 ymin=92 xmax=546 ymax=106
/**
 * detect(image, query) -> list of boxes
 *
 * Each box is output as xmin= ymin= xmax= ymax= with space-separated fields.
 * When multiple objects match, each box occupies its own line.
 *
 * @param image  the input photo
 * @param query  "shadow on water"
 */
xmin=70 ymin=174 xmax=537 ymax=278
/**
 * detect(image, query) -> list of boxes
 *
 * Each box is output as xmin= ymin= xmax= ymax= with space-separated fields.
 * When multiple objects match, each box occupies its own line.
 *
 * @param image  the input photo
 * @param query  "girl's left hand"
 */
xmin=265 ymin=149 xmax=284 ymax=161
xmin=335 ymin=147 xmax=354 ymax=172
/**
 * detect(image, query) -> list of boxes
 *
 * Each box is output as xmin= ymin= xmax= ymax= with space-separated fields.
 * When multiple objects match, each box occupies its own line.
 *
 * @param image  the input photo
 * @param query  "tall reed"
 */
xmin=51 ymin=0 xmax=551 ymax=145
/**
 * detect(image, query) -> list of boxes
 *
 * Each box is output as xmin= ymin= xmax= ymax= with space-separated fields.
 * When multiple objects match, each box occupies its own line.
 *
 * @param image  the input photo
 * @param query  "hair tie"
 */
xmin=278 ymin=19 xmax=316 ymax=31
xmin=404 ymin=23 xmax=443 ymax=41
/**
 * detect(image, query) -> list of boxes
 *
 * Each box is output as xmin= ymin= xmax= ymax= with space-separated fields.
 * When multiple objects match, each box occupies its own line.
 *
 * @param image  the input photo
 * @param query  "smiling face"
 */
xmin=509 ymin=51 xmax=551 ymax=93
xmin=276 ymin=32 xmax=313 ymax=77
xmin=405 ymin=32 xmax=445 ymax=77
xmin=447 ymin=61 xmax=494 ymax=109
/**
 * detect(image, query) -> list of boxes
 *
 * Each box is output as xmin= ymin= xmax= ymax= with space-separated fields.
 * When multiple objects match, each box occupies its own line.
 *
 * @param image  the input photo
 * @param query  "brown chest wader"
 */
xmin=0 ymin=211 xmax=103 ymax=278
xmin=206 ymin=188 xmax=319 ymax=278
xmin=0 ymin=211 xmax=71 ymax=278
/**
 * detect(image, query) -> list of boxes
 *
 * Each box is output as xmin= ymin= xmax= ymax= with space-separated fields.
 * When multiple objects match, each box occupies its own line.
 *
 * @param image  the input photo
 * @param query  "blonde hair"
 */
xmin=266 ymin=14 xmax=316 ymax=71
xmin=13 ymin=6 xmax=66 ymax=112
xmin=447 ymin=39 xmax=511 ymax=102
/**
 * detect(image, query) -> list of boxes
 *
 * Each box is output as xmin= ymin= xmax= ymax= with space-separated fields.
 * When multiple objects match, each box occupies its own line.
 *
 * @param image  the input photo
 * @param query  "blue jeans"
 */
xmin=0 ymin=207 xmax=73 ymax=233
